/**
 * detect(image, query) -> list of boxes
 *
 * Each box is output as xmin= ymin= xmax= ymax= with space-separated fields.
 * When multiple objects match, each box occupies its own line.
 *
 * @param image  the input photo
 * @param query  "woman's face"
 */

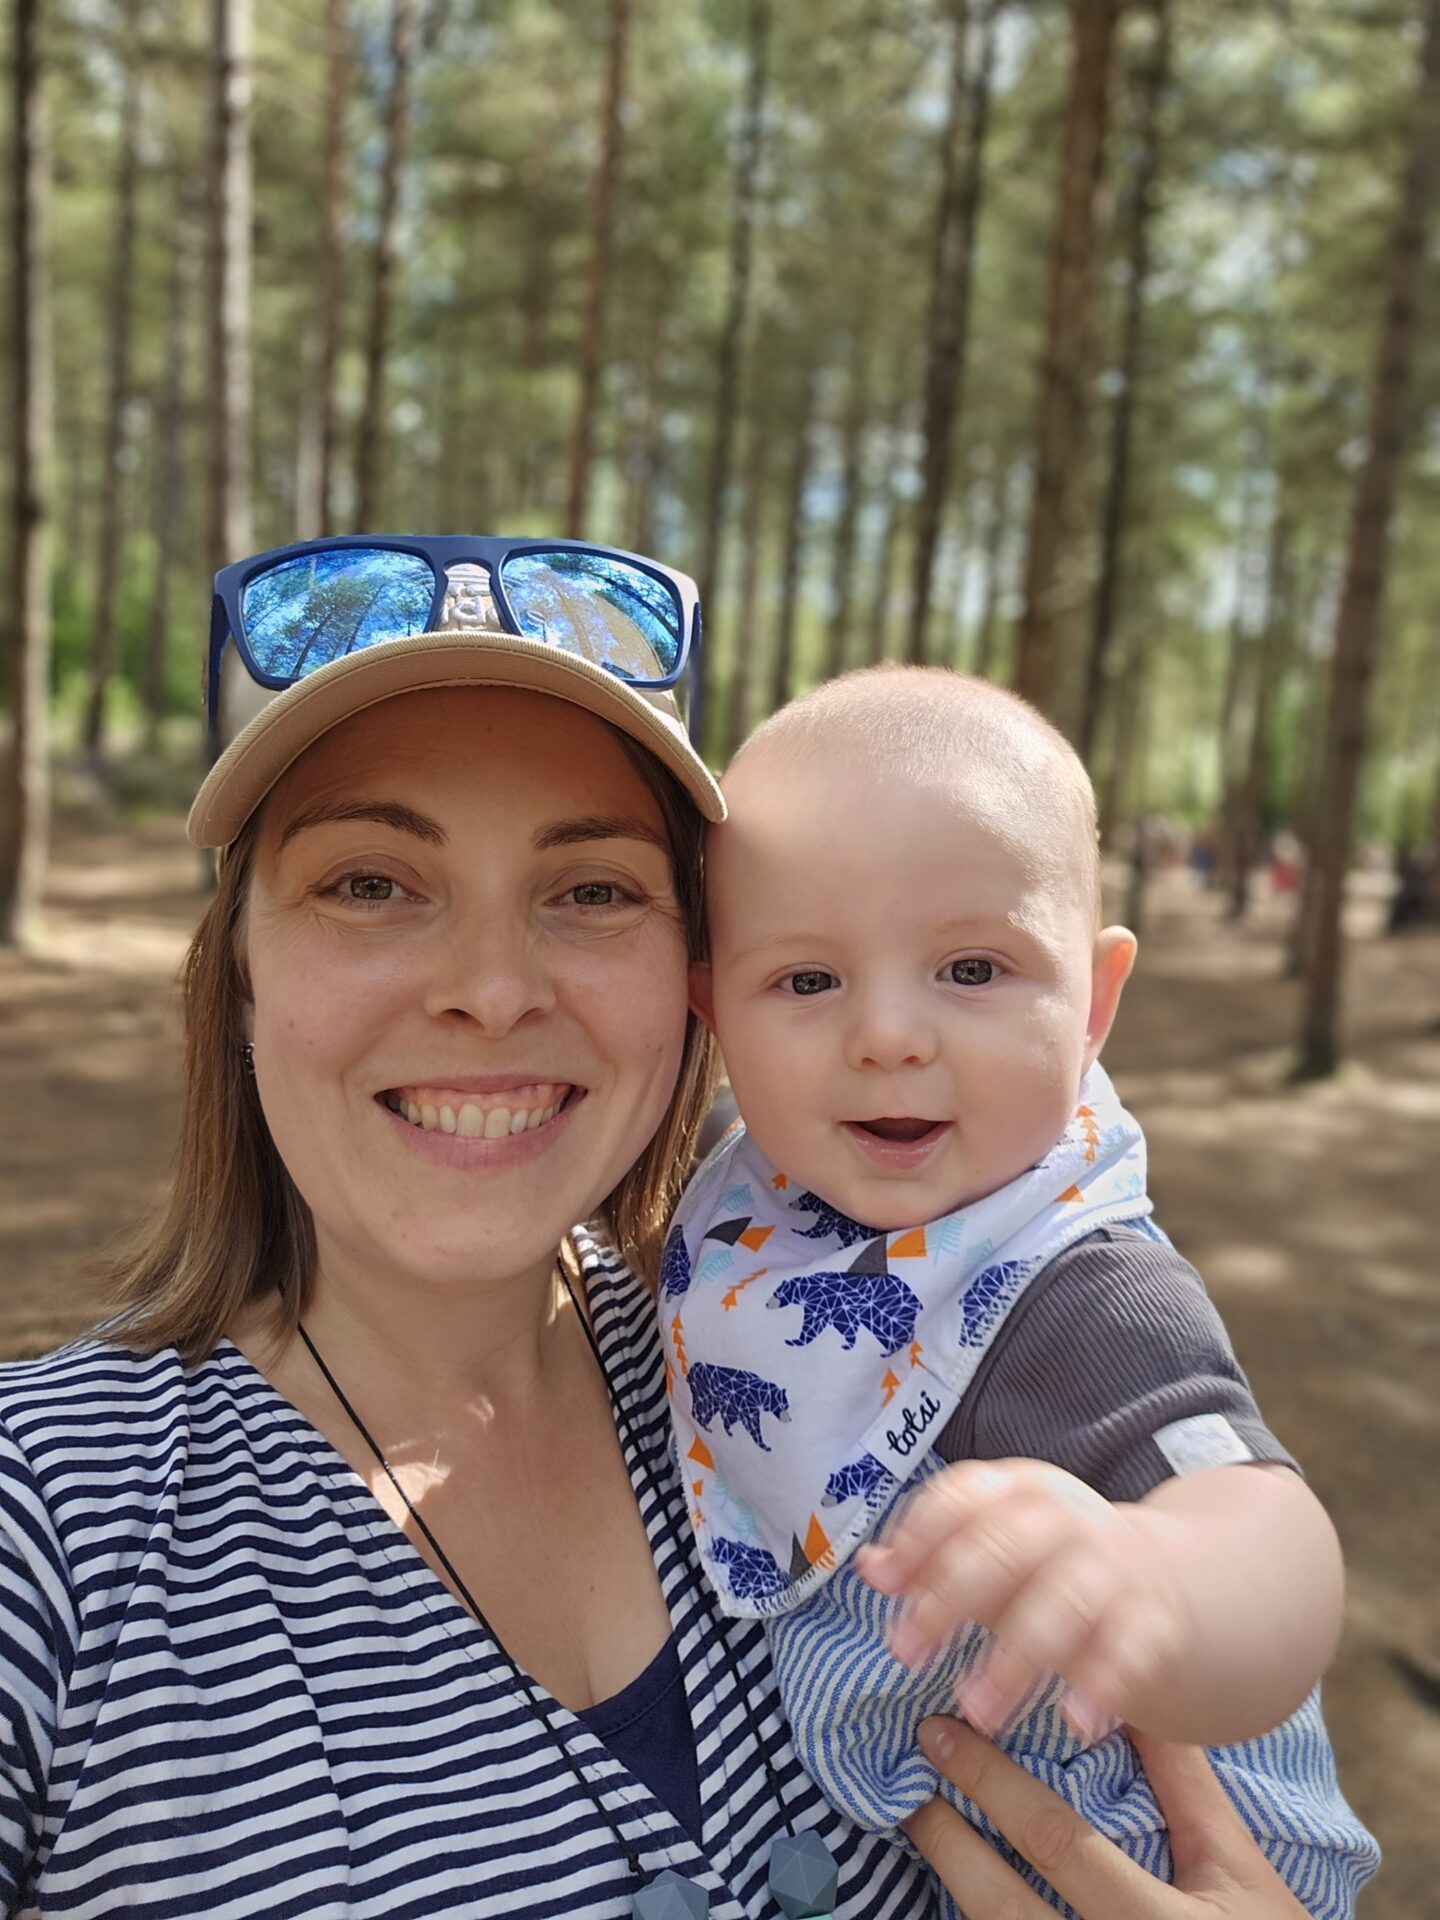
xmin=244 ymin=687 xmax=691 ymax=1295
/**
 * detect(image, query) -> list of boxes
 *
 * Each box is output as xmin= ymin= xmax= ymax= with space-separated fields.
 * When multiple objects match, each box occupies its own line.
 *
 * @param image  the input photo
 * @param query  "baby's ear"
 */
xmin=1083 ymin=927 xmax=1137 ymax=1071
xmin=688 ymin=962 xmax=717 ymax=1034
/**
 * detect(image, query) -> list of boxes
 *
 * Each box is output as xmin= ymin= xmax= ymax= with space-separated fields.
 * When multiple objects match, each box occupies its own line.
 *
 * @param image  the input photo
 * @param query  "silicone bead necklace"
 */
xmin=296 ymin=1269 xmax=839 ymax=1918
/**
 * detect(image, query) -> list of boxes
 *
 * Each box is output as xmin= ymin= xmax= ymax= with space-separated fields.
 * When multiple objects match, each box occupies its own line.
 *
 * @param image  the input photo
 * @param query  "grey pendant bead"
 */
xmin=768 ymin=1830 xmax=839 ymax=1917
xmin=633 ymin=1868 xmax=710 ymax=1919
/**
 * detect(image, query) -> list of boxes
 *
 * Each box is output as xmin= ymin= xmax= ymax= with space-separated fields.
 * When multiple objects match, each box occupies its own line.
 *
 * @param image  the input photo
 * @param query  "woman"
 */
xmin=0 ymin=535 xmax=1347 ymax=1918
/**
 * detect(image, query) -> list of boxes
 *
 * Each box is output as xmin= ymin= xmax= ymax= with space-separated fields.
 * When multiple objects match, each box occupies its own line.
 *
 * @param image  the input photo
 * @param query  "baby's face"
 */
xmin=697 ymin=755 xmax=1133 ymax=1231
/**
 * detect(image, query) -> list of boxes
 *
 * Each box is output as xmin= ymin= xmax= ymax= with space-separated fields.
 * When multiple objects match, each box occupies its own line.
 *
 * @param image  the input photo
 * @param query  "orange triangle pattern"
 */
xmin=804 ymin=1512 xmax=834 ymax=1568
xmin=687 ymin=1435 xmax=716 ymax=1470
xmin=739 ymin=1224 xmax=773 ymax=1252
xmin=888 ymin=1226 xmax=928 ymax=1260
xmin=1058 ymin=1184 xmax=1084 ymax=1203
xmin=771 ymin=1173 xmax=788 ymax=1189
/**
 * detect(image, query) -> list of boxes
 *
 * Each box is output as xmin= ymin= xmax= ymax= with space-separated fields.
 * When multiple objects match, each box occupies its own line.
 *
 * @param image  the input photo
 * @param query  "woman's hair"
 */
xmin=101 ymin=724 xmax=717 ymax=1363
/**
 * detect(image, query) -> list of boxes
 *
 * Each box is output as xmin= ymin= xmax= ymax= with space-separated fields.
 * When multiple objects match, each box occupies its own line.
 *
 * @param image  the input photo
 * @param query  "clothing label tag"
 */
xmin=862 ymin=1367 xmax=961 ymax=1481
xmin=1152 ymin=1412 xmax=1253 ymax=1475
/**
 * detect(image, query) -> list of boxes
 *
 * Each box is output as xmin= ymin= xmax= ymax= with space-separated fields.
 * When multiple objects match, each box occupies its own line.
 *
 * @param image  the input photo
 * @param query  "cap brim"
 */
xmin=187 ymin=630 xmax=726 ymax=846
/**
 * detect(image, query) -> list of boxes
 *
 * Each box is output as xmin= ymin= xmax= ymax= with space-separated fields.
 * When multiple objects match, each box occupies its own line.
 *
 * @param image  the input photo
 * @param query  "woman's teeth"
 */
xmin=386 ymin=1086 xmax=570 ymax=1138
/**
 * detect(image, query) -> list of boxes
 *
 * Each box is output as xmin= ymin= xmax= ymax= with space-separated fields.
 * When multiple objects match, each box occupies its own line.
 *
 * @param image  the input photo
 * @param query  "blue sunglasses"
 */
xmin=206 ymin=533 xmax=701 ymax=746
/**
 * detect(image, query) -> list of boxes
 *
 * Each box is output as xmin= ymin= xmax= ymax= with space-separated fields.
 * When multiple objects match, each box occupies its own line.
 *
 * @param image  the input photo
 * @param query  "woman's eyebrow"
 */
xmin=533 ymin=815 xmax=668 ymax=853
xmin=278 ymin=800 xmax=447 ymax=849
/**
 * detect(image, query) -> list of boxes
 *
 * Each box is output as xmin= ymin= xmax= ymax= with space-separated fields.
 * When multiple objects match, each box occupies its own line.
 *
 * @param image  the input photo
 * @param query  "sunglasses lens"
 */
xmin=500 ymin=549 xmax=683 ymax=683
xmin=241 ymin=548 xmax=436 ymax=680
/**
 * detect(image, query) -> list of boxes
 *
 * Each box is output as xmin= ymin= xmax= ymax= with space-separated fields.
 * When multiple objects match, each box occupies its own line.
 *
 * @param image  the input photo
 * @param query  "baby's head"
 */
xmin=692 ymin=665 xmax=1136 ymax=1230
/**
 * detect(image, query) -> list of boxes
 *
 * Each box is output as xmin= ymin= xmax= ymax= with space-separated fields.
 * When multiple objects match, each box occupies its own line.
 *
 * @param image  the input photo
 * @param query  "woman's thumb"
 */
xmin=1127 ymin=1730 xmax=1258 ymax=1892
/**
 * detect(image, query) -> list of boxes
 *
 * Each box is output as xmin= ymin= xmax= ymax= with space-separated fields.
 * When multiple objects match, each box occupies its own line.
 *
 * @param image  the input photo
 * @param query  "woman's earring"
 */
xmin=241 ymin=1044 xmax=255 ymax=1076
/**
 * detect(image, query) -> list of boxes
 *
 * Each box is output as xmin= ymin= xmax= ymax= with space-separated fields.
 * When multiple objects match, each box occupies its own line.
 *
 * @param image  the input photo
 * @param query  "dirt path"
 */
xmin=2 ymin=812 xmax=1437 ymax=1909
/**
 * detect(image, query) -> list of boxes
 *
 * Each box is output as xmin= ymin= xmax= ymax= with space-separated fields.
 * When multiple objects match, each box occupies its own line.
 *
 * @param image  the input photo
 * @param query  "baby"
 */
xmin=661 ymin=666 xmax=1378 ymax=1915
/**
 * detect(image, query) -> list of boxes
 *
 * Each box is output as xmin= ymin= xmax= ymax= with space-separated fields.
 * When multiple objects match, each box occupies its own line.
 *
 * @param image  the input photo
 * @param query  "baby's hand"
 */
xmin=856 ymin=1458 xmax=1192 ymax=1747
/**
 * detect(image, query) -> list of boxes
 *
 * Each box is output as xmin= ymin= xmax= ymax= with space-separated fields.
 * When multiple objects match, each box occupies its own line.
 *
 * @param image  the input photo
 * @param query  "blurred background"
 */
xmin=1 ymin=0 xmax=1438 ymax=1907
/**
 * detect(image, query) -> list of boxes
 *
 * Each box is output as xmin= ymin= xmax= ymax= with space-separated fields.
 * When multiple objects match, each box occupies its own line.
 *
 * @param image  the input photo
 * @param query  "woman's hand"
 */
xmin=903 ymin=1717 xmax=1312 ymax=1919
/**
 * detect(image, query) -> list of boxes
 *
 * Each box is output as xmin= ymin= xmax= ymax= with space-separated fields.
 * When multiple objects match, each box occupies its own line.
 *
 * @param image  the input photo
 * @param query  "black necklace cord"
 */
xmin=293 ymin=1313 xmax=649 ymax=1885
xmin=560 ymin=1269 xmax=800 ymax=1843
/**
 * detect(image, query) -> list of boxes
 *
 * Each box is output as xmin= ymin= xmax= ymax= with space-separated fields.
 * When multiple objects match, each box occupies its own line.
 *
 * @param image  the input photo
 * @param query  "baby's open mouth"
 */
xmin=852 ymin=1117 xmax=946 ymax=1144
xmin=381 ymin=1082 xmax=576 ymax=1139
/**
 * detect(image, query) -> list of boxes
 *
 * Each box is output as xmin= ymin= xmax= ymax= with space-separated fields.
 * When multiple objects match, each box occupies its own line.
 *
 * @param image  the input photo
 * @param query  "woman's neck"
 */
xmin=249 ymin=1236 xmax=582 ymax=1418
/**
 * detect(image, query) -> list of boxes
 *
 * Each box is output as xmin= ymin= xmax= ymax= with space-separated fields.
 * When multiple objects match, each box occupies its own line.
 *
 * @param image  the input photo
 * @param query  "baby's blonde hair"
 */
xmin=727 ymin=665 xmax=1102 ymax=929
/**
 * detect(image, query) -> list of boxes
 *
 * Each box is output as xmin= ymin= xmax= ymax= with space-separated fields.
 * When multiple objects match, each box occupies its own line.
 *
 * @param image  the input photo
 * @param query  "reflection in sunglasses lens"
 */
xmin=501 ymin=550 xmax=682 ymax=682
xmin=242 ymin=549 xmax=435 ymax=680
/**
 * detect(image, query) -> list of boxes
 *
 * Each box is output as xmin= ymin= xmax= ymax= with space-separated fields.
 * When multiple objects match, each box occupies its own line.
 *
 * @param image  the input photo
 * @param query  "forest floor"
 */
xmin=1 ymin=806 xmax=1437 ymax=1912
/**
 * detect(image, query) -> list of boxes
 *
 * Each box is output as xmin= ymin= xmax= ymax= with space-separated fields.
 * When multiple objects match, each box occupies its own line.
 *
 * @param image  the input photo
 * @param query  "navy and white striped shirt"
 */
xmin=0 ymin=1240 xmax=936 ymax=1918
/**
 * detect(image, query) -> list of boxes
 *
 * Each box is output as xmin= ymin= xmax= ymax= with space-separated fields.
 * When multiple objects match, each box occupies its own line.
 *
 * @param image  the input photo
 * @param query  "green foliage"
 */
xmin=2 ymin=0 xmax=1436 ymax=842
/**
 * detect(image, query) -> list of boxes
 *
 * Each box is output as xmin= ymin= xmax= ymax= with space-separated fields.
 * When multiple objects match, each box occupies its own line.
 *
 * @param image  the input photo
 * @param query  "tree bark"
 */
xmin=355 ymin=0 xmax=418 ymax=530
xmin=298 ymin=0 xmax=351 ymax=539
xmin=1078 ymin=0 xmax=1169 ymax=765
xmin=83 ymin=0 xmax=143 ymax=764
xmin=726 ymin=410 xmax=773 ymax=757
xmin=566 ymin=0 xmax=632 ymax=536
xmin=823 ymin=317 xmax=872 ymax=682
xmin=1013 ymin=0 xmax=1121 ymax=727
xmin=0 ymin=0 xmax=54 ymax=947
xmin=145 ymin=179 xmax=195 ymax=743
xmin=1228 ymin=510 xmax=1294 ymax=919
xmin=207 ymin=0 xmax=253 ymax=579
xmin=906 ymin=0 xmax=998 ymax=666
xmin=691 ymin=0 xmax=770 ymax=750
xmin=1297 ymin=0 xmax=1440 ymax=1078
xmin=770 ymin=372 xmax=817 ymax=713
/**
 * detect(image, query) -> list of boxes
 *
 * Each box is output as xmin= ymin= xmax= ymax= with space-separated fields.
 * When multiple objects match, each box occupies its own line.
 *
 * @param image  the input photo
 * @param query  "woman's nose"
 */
xmin=844 ymin=986 xmax=939 ymax=1073
xmin=421 ymin=914 xmax=557 ymax=1035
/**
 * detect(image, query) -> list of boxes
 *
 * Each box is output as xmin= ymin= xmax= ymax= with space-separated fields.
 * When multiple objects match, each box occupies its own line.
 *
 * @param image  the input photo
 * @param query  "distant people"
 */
xmin=661 ymin=667 xmax=1377 ymax=1916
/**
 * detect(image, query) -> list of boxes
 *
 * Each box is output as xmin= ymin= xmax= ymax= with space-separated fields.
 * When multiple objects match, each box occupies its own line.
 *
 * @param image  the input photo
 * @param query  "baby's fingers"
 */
xmin=858 ymin=1461 xmax=1015 ymax=1596
xmin=958 ymin=1549 xmax=1125 ymax=1737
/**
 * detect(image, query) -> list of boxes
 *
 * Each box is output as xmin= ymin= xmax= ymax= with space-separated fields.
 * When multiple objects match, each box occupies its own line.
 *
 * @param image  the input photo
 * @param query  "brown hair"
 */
xmin=101 ymin=724 xmax=717 ymax=1363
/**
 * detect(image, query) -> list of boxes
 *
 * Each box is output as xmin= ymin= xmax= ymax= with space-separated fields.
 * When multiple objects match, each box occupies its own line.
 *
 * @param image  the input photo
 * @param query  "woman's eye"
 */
xmin=346 ymin=874 xmax=396 ymax=902
xmin=570 ymin=882 xmax=619 ymax=907
xmin=783 ymin=969 xmax=838 ymax=996
xmin=947 ymin=957 xmax=997 ymax=986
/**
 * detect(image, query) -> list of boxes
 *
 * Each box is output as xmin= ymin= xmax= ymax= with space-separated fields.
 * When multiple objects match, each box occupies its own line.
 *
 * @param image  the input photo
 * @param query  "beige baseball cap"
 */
xmin=188 ymin=620 xmax=725 ymax=849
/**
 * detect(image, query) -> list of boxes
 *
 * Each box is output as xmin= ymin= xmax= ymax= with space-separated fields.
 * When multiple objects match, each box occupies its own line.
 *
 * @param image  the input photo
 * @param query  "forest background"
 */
xmin=1 ymin=0 xmax=1439 ymax=1909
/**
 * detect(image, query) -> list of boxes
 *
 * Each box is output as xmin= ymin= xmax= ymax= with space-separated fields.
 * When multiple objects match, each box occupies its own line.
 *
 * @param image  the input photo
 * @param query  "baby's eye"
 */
xmin=946 ymin=957 xmax=997 ymax=986
xmin=782 ymin=969 xmax=838 ymax=996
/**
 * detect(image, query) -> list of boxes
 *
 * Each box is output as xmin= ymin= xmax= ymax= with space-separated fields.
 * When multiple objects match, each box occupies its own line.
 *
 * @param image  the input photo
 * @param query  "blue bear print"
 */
xmin=769 ymin=1267 xmax=922 ymax=1356
xmin=957 ymin=1260 xmax=1030 ymax=1347
xmin=790 ymin=1191 xmax=877 ymax=1249
xmin=822 ymin=1456 xmax=891 ymax=1506
xmin=709 ymin=1536 xmax=789 ymax=1602
xmin=659 ymin=1222 xmax=692 ymax=1299
xmin=688 ymin=1362 xmax=791 ymax=1450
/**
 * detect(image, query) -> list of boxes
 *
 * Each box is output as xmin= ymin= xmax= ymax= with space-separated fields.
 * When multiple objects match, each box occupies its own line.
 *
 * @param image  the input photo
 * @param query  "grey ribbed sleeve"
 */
xmin=932 ymin=1224 xmax=1299 ymax=1502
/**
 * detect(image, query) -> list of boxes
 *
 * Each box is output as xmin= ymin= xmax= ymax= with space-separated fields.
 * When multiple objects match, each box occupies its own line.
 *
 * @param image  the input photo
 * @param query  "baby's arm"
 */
xmin=861 ymin=1453 xmax=1341 ymax=1750
xmin=859 ymin=1225 xmax=1344 ymax=1749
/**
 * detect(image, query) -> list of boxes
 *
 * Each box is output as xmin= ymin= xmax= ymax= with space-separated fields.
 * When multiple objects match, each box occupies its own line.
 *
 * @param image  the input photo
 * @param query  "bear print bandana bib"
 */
xmin=660 ymin=1064 xmax=1151 ymax=1617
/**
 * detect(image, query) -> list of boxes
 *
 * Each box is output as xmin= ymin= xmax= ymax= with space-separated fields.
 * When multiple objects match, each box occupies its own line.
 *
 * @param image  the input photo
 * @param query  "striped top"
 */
xmin=0 ymin=1239 xmax=936 ymax=1919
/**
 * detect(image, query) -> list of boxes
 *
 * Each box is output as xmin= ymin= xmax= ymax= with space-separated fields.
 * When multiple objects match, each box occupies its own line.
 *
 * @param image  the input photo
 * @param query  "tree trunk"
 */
xmin=1228 ymin=510 xmax=1294 ymax=919
xmin=1012 ymin=0 xmax=1121 ymax=727
xmin=1297 ymin=0 xmax=1440 ymax=1078
xmin=145 ymin=180 xmax=195 ymax=743
xmin=355 ymin=0 xmax=418 ymax=530
xmin=823 ymin=318 xmax=872 ymax=681
xmin=297 ymin=0 xmax=351 ymax=539
xmin=972 ymin=457 xmax=1013 ymax=680
xmin=726 ymin=411 xmax=773 ymax=757
xmin=624 ymin=290 xmax=667 ymax=557
xmin=84 ymin=0 xmax=143 ymax=764
xmin=691 ymin=0 xmax=770 ymax=750
xmin=906 ymin=0 xmax=998 ymax=665
xmin=566 ymin=0 xmax=632 ymax=536
xmin=207 ymin=0 xmax=253 ymax=579
xmin=867 ymin=475 xmax=904 ymax=666
xmin=1078 ymin=0 xmax=1169 ymax=765
xmin=770 ymin=372 xmax=817 ymax=713
xmin=0 ymin=0 xmax=53 ymax=947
